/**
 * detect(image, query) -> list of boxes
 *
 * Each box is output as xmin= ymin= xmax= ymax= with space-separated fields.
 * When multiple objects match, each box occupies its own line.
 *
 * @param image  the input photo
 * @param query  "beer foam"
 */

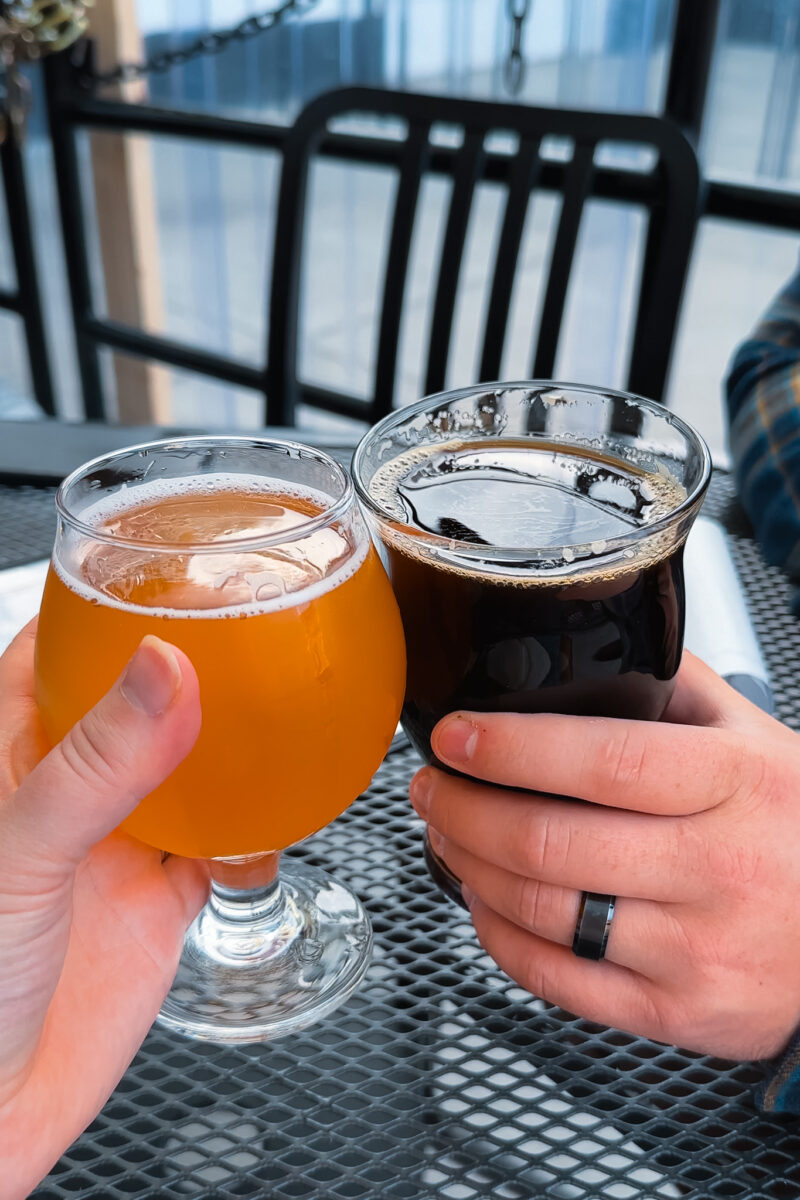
xmin=56 ymin=473 xmax=368 ymax=618
xmin=76 ymin=471 xmax=330 ymax=532
xmin=368 ymin=439 xmax=690 ymax=587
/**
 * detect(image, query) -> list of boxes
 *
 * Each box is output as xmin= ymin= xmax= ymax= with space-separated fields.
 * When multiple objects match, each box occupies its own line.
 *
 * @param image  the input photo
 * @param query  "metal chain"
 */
xmin=503 ymin=0 xmax=531 ymax=96
xmin=79 ymin=0 xmax=321 ymax=87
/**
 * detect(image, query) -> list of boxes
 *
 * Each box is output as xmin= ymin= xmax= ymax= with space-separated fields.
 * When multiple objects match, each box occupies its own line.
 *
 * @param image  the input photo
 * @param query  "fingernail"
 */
xmin=435 ymin=715 xmax=478 ymax=763
xmin=410 ymin=772 xmax=432 ymax=820
xmin=461 ymin=884 xmax=476 ymax=909
xmin=121 ymin=636 xmax=182 ymax=717
xmin=428 ymin=826 xmax=445 ymax=856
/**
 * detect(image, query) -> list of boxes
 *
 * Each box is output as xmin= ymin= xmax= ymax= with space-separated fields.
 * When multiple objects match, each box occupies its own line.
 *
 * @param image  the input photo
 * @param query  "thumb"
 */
xmin=1 ymin=635 xmax=201 ymax=880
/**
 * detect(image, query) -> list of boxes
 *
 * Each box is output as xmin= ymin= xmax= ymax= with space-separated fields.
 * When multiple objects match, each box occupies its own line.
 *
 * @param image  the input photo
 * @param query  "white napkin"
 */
xmin=0 ymin=559 xmax=49 ymax=655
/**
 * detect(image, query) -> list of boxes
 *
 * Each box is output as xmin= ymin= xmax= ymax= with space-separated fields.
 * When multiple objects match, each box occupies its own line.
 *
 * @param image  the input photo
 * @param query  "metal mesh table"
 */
xmin=4 ymin=474 xmax=800 ymax=1200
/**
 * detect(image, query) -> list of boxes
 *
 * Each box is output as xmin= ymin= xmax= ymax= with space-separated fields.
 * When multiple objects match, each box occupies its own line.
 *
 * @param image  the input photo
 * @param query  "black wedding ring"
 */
xmin=572 ymin=892 xmax=616 ymax=960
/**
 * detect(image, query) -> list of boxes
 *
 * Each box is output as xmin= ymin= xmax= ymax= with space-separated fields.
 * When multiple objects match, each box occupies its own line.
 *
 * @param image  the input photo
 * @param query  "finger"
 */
xmin=466 ymin=892 xmax=665 ymax=1041
xmin=74 ymin=835 xmax=209 ymax=968
xmin=662 ymin=651 xmax=773 ymax=730
xmin=0 ymin=616 xmax=37 ymax=708
xmin=412 ymin=768 xmax=700 ymax=900
xmin=660 ymin=652 xmax=727 ymax=727
xmin=429 ymin=826 xmax=682 ymax=976
xmin=0 ymin=618 xmax=47 ymax=792
xmin=431 ymin=706 xmax=764 ymax=817
xmin=0 ymin=635 xmax=202 ymax=883
xmin=162 ymin=854 xmax=211 ymax=927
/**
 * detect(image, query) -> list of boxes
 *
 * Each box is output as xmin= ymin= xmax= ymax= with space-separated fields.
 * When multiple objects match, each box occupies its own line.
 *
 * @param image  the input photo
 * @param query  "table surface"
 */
xmin=3 ymin=462 xmax=800 ymax=1200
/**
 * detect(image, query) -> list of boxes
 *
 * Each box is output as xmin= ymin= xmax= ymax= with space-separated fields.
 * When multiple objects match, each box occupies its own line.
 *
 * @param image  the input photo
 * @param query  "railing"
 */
xmin=0 ymin=138 xmax=56 ymax=416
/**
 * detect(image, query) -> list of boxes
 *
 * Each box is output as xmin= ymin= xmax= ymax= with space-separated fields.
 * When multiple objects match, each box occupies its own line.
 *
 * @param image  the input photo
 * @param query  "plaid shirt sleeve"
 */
xmin=756 ymin=1030 xmax=800 ymax=1114
xmin=726 ymin=260 xmax=800 ymax=587
xmin=726 ymin=258 xmax=800 ymax=1112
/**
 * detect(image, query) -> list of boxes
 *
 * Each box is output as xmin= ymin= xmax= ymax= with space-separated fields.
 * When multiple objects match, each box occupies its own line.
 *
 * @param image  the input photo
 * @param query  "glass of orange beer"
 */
xmin=35 ymin=436 xmax=406 ymax=1041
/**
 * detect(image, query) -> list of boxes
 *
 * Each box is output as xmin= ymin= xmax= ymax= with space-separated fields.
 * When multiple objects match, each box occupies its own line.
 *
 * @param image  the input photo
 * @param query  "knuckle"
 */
xmin=723 ymin=840 xmax=762 ymax=893
xmin=58 ymin=712 xmax=130 ymax=791
xmin=689 ymin=812 xmax=762 ymax=895
xmin=717 ymin=736 xmax=771 ymax=808
xmin=519 ymin=809 xmax=572 ymax=876
xmin=594 ymin=727 xmax=647 ymax=796
xmin=710 ymin=839 xmax=762 ymax=895
xmin=672 ymin=815 xmax=756 ymax=896
xmin=662 ymin=906 xmax=698 ymax=966
xmin=680 ymin=918 xmax=727 ymax=974
xmin=501 ymin=719 xmax=534 ymax=773
xmin=472 ymin=718 xmax=530 ymax=784
xmin=515 ymin=876 xmax=558 ymax=936
xmin=432 ymin=778 xmax=458 ymax=842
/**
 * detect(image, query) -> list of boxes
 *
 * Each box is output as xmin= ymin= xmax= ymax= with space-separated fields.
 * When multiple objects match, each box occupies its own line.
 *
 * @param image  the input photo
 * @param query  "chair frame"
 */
xmin=268 ymin=87 xmax=701 ymax=425
xmin=42 ymin=48 xmax=701 ymax=424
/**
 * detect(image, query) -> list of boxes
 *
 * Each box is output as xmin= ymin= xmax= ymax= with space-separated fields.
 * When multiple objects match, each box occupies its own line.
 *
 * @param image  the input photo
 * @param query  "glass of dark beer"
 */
xmin=353 ymin=382 xmax=711 ymax=904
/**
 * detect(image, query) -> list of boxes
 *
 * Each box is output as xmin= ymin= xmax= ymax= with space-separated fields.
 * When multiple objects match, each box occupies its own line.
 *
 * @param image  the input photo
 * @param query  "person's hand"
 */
xmin=0 ymin=621 xmax=209 ymax=1200
xmin=410 ymin=652 xmax=800 ymax=1062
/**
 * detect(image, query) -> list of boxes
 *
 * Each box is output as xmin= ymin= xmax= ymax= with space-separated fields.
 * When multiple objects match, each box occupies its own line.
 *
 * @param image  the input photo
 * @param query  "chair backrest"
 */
xmin=267 ymin=87 xmax=700 ymax=426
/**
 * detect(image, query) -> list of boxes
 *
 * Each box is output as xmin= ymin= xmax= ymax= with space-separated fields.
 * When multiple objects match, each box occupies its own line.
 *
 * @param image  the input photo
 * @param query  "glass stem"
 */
xmin=208 ymin=851 xmax=282 ymax=923
xmin=196 ymin=852 xmax=301 ymax=964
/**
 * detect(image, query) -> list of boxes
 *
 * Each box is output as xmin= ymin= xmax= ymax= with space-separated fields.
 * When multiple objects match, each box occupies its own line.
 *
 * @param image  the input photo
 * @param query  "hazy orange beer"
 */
xmin=35 ymin=447 xmax=406 ymax=860
xmin=34 ymin=437 xmax=405 ymax=1041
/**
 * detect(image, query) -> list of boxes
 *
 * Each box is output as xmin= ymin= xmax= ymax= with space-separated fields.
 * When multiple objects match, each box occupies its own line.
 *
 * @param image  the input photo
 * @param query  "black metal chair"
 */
xmin=39 ymin=52 xmax=700 ymax=426
xmin=267 ymin=86 xmax=701 ymax=426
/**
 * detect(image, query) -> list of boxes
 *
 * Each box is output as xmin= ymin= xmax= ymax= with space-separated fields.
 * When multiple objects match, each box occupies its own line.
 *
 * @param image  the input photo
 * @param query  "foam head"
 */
xmin=56 ymin=474 xmax=368 ymax=618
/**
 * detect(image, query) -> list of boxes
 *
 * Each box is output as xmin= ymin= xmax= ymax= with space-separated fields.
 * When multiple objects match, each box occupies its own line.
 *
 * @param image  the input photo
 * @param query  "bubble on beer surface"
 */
xmin=368 ymin=439 xmax=688 ymax=583
xmin=60 ymin=473 xmax=365 ymax=617
xmin=371 ymin=440 xmax=684 ymax=546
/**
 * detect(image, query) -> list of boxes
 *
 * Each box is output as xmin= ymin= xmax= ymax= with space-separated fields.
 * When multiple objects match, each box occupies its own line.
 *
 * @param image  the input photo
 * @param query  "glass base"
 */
xmin=157 ymin=861 xmax=372 ymax=1043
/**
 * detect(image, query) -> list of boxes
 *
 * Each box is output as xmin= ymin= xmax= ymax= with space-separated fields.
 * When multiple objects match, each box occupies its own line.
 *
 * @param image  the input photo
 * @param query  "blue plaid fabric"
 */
xmin=726 ymin=260 xmax=800 ymax=1112
xmin=756 ymin=1030 xmax=800 ymax=1115
xmin=726 ymin=262 xmax=800 ymax=603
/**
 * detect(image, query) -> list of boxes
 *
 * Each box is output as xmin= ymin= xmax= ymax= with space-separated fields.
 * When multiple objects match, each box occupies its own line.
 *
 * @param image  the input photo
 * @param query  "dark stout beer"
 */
xmin=369 ymin=438 xmax=688 ymax=761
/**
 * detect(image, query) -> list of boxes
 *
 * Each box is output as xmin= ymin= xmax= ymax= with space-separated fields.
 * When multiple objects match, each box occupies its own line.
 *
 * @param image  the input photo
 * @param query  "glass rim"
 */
xmin=56 ymin=435 xmax=355 ymax=554
xmin=352 ymin=380 xmax=713 ymax=563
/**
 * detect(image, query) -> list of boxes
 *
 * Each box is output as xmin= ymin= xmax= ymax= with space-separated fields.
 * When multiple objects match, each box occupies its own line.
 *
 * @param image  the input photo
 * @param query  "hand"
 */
xmin=0 ymin=622 xmax=209 ymax=1199
xmin=410 ymin=653 xmax=800 ymax=1061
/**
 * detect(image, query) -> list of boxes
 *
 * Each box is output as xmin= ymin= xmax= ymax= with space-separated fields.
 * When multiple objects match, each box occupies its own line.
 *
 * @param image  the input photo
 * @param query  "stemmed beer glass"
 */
xmin=35 ymin=437 xmax=406 ymax=1041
